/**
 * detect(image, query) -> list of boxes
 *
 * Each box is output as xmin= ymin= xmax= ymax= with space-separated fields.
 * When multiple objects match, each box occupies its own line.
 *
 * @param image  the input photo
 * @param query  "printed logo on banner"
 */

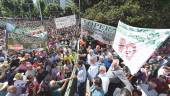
xmin=118 ymin=37 xmax=136 ymax=61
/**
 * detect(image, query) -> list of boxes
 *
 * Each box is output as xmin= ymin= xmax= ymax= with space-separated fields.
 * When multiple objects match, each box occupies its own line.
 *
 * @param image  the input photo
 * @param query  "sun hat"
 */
xmin=13 ymin=73 xmax=24 ymax=81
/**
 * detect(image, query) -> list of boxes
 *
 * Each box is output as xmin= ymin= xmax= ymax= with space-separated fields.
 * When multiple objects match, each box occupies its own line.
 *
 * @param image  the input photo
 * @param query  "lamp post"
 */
xmin=37 ymin=0 xmax=43 ymax=23
xmin=79 ymin=0 xmax=81 ymax=27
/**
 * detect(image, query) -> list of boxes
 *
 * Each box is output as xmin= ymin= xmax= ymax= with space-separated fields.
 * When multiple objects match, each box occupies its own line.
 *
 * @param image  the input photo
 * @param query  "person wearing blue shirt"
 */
xmin=103 ymin=54 xmax=113 ymax=70
xmin=73 ymin=60 xmax=87 ymax=96
xmin=93 ymin=45 xmax=101 ymax=56
xmin=90 ymin=77 xmax=104 ymax=96
xmin=96 ymin=55 xmax=105 ymax=66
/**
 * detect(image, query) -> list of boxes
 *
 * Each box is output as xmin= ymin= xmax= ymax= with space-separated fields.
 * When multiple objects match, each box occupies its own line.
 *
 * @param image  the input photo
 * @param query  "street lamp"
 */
xmin=37 ymin=0 xmax=43 ymax=23
xmin=79 ymin=0 xmax=81 ymax=27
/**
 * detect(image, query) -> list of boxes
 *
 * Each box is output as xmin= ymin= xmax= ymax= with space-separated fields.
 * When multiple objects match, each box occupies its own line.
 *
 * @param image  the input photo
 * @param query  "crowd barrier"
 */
xmin=86 ymin=79 xmax=91 ymax=96
xmin=64 ymin=51 xmax=78 ymax=96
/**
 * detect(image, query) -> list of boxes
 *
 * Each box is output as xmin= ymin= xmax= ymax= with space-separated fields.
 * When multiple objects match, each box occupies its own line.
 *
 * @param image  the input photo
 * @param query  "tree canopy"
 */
xmin=82 ymin=0 xmax=170 ymax=28
xmin=0 ymin=0 xmax=73 ymax=18
xmin=0 ymin=0 xmax=170 ymax=28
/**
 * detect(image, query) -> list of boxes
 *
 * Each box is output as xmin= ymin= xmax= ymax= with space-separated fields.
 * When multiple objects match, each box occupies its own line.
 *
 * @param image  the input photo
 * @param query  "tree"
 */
xmin=64 ymin=7 xmax=73 ymax=16
xmin=82 ymin=0 xmax=170 ymax=28
xmin=44 ymin=3 xmax=63 ymax=17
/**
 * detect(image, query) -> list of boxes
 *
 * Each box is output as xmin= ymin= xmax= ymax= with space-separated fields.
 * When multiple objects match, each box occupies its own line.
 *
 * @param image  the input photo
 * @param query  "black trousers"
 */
xmin=78 ymin=82 xmax=86 ymax=96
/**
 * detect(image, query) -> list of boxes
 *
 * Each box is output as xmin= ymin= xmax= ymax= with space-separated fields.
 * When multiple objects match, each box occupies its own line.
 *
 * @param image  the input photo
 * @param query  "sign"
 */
xmin=81 ymin=18 xmax=116 ymax=45
xmin=8 ymin=44 xmax=24 ymax=50
xmin=8 ymin=32 xmax=43 ymax=43
xmin=8 ymin=32 xmax=44 ymax=49
xmin=14 ymin=26 xmax=47 ymax=39
xmin=113 ymin=21 xmax=170 ymax=75
xmin=54 ymin=15 xmax=76 ymax=29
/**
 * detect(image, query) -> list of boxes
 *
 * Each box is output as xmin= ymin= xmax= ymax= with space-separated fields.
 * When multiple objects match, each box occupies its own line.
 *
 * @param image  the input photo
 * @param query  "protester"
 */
xmin=74 ymin=60 xmax=87 ymax=96
xmin=103 ymin=54 xmax=113 ymax=70
xmin=138 ymin=79 xmax=158 ymax=96
xmin=88 ymin=57 xmax=99 ymax=82
xmin=87 ymin=49 xmax=96 ymax=65
xmin=97 ymin=55 xmax=105 ymax=66
xmin=98 ymin=66 xmax=109 ymax=94
xmin=6 ymin=85 xmax=17 ymax=96
xmin=49 ymin=79 xmax=69 ymax=96
xmin=13 ymin=73 xmax=26 ymax=95
xmin=107 ymin=58 xmax=133 ymax=95
xmin=90 ymin=77 xmax=105 ymax=96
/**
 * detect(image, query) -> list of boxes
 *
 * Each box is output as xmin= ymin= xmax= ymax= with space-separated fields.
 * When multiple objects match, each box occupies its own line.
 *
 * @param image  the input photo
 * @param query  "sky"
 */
xmin=32 ymin=0 xmax=66 ymax=9
xmin=60 ymin=0 xmax=66 ymax=9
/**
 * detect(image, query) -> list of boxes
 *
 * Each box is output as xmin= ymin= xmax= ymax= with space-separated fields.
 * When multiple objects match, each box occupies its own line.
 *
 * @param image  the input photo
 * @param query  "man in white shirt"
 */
xmin=87 ymin=49 xmax=97 ymax=65
xmin=88 ymin=57 xmax=99 ymax=82
xmin=98 ymin=66 xmax=109 ymax=94
xmin=97 ymin=55 xmax=105 ymax=66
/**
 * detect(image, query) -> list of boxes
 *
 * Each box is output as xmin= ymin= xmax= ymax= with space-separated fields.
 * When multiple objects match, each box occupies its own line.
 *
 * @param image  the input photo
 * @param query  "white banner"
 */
xmin=28 ymin=26 xmax=47 ymax=39
xmin=113 ymin=21 xmax=170 ymax=75
xmin=81 ymin=18 xmax=116 ymax=45
xmin=54 ymin=15 xmax=76 ymax=29
xmin=15 ymin=26 xmax=47 ymax=39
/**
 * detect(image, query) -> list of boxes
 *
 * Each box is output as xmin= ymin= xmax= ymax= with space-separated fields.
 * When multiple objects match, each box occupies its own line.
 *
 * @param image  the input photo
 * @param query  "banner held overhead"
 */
xmin=54 ymin=15 xmax=76 ymax=29
xmin=81 ymin=18 xmax=116 ymax=45
xmin=113 ymin=21 xmax=170 ymax=75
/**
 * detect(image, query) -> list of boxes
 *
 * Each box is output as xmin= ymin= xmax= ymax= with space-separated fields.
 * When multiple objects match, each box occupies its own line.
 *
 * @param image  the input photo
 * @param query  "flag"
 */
xmin=113 ymin=21 xmax=170 ymax=75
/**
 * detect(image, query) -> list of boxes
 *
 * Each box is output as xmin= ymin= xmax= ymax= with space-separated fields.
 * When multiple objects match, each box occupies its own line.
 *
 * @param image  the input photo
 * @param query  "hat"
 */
xmin=0 ymin=82 xmax=8 ymax=91
xmin=0 ymin=61 xmax=9 ymax=70
xmin=13 ymin=73 xmax=24 ymax=80
xmin=19 ymin=57 xmax=25 ymax=62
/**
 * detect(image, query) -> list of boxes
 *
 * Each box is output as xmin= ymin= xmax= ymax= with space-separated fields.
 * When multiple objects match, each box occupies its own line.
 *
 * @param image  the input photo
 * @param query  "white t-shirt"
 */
xmin=88 ymin=64 xmax=98 ymax=80
xmin=98 ymin=74 xmax=109 ymax=94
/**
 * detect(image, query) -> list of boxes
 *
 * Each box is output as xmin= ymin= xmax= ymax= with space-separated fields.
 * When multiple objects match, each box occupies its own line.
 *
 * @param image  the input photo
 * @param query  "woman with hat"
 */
xmin=13 ymin=73 xmax=27 ymax=95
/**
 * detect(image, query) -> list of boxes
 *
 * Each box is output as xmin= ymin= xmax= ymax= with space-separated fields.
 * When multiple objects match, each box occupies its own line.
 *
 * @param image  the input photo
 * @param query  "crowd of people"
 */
xmin=76 ymin=36 xmax=170 ymax=96
xmin=0 ymin=18 xmax=169 ymax=96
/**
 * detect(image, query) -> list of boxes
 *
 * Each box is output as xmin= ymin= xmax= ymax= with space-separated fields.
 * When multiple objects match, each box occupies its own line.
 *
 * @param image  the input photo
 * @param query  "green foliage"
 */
xmin=64 ymin=7 xmax=73 ymax=16
xmin=0 ymin=0 xmax=66 ymax=18
xmin=44 ymin=3 xmax=64 ymax=17
xmin=82 ymin=0 xmax=170 ymax=28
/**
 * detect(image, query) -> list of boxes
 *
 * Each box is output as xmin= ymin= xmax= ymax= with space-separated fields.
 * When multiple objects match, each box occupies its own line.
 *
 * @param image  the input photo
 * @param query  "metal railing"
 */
xmin=86 ymin=79 xmax=91 ymax=96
